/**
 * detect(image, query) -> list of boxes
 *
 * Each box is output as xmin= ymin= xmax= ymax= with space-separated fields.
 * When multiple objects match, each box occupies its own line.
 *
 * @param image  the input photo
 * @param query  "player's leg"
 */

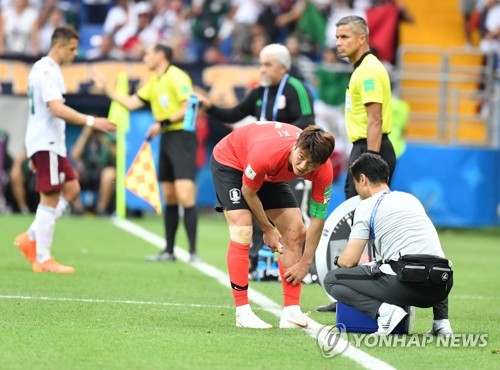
xmin=56 ymin=178 xmax=80 ymax=218
xmin=225 ymin=208 xmax=272 ymax=329
xmin=174 ymin=178 xmax=198 ymax=259
xmin=260 ymin=182 xmax=318 ymax=329
xmin=28 ymin=152 xmax=75 ymax=273
xmin=146 ymin=134 xmax=178 ymax=262
xmin=145 ymin=180 xmax=178 ymax=262
xmin=210 ymin=155 xmax=271 ymax=328
xmin=171 ymin=131 xmax=198 ymax=260
xmin=268 ymin=206 xmax=315 ymax=328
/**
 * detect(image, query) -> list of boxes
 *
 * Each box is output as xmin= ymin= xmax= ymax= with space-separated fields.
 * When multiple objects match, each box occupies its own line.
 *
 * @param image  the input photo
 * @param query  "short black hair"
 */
xmin=349 ymin=153 xmax=389 ymax=185
xmin=154 ymin=43 xmax=173 ymax=62
xmin=296 ymin=125 xmax=335 ymax=164
xmin=51 ymin=26 xmax=79 ymax=47
xmin=336 ymin=15 xmax=369 ymax=38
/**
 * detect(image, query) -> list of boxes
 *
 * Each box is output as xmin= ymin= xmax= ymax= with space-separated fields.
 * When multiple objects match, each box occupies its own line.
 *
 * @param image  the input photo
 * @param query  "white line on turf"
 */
xmin=112 ymin=218 xmax=396 ymax=370
xmin=0 ymin=295 xmax=234 ymax=309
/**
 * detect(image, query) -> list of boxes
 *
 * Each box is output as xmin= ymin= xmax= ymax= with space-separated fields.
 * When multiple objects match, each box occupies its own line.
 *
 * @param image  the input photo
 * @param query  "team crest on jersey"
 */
xmin=229 ymin=188 xmax=241 ymax=204
xmin=277 ymin=95 xmax=286 ymax=109
xmin=245 ymin=164 xmax=257 ymax=180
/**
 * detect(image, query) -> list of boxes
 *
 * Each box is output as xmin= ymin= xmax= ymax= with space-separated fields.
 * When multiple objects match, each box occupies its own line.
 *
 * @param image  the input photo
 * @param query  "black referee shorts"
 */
xmin=345 ymin=134 xmax=396 ymax=199
xmin=210 ymin=156 xmax=298 ymax=213
xmin=158 ymin=130 xmax=198 ymax=182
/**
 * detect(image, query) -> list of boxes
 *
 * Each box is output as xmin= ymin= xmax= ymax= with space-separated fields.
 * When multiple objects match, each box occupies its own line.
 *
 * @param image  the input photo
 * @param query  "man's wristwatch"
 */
xmin=160 ymin=118 xmax=171 ymax=128
xmin=333 ymin=255 xmax=340 ymax=267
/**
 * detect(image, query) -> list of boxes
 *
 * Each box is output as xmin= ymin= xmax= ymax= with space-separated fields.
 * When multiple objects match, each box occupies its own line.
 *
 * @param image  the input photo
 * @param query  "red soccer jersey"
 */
xmin=213 ymin=121 xmax=333 ymax=206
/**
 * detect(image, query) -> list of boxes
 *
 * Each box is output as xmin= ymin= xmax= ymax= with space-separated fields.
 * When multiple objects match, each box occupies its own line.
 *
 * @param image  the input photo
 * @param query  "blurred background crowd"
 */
xmin=0 ymin=0 xmax=413 ymax=66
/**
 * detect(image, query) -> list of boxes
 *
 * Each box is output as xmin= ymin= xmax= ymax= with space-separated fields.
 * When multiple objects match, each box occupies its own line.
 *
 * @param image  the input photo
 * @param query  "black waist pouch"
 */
xmin=391 ymin=254 xmax=453 ymax=285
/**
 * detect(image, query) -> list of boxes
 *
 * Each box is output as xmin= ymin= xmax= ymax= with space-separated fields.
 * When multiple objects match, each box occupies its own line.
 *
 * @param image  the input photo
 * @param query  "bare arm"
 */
xmin=93 ymin=72 xmax=145 ymax=111
xmin=275 ymin=0 xmax=306 ymax=27
xmin=146 ymin=100 xmax=189 ymax=140
xmin=338 ymin=238 xmax=367 ymax=268
xmin=48 ymin=99 xmax=116 ymax=133
xmin=104 ymin=85 xmax=145 ymax=111
xmin=365 ymin=102 xmax=383 ymax=152
xmin=241 ymin=183 xmax=282 ymax=253
xmin=283 ymin=216 xmax=325 ymax=285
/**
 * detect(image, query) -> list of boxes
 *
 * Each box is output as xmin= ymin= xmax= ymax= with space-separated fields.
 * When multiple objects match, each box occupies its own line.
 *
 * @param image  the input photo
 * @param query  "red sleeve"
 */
xmin=306 ymin=161 xmax=334 ymax=203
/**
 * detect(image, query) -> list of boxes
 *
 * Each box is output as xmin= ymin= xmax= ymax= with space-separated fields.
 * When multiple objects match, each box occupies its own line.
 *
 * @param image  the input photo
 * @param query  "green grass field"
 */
xmin=1 ymin=213 xmax=499 ymax=370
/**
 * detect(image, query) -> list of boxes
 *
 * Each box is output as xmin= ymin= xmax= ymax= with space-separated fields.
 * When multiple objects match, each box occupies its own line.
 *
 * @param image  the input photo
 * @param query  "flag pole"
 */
xmin=107 ymin=72 xmax=130 ymax=219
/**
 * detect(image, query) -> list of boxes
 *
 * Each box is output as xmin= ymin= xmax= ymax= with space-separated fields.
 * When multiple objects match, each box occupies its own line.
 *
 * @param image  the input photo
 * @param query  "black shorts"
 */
xmin=210 ymin=156 xmax=298 ymax=213
xmin=345 ymin=134 xmax=396 ymax=199
xmin=158 ymin=130 xmax=198 ymax=182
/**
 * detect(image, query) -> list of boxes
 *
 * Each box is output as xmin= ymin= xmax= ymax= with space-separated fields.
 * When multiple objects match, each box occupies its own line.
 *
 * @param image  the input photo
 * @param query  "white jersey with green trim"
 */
xmin=25 ymin=56 xmax=67 ymax=158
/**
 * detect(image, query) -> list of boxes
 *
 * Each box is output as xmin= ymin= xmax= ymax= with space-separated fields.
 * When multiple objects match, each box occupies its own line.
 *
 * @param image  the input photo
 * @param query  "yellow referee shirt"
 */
xmin=345 ymin=53 xmax=392 ymax=143
xmin=137 ymin=65 xmax=193 ymax=132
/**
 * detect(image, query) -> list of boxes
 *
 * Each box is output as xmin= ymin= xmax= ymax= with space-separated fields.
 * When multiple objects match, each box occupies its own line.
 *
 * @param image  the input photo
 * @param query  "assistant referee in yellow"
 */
xmin=335 ymin=15 xmax=396 ymax=199
xmin=93 ymin=42 xmax=199 ymax=263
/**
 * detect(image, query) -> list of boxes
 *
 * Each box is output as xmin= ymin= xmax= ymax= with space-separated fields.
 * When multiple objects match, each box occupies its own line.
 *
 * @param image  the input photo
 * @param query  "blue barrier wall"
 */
xmin=326 ymin=145 xmax=499 ymax=227
xmin=390 ymin=144 xmax=499 ymax=227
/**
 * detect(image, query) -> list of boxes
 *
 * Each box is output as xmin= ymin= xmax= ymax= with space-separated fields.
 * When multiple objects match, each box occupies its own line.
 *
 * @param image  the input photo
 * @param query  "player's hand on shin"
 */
xmin=93 ymin=117 xmax=117 ymax=133
xmin=284 ymin=261 xmax=310 ymax=286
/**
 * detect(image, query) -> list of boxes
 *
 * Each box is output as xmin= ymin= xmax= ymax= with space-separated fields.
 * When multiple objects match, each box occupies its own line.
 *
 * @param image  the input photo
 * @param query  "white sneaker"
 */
xmin=373 ymin=304 xmax=408 ymax=336
xmin=236 ymin=310 xmax=273 ymax=329
xmin=427 ymin=319 xmax=453 ymax=337
xmin=279 ymin=309 xmax=323 ymax=330
xmin=280 ymin=308 xmax=308 ymax=328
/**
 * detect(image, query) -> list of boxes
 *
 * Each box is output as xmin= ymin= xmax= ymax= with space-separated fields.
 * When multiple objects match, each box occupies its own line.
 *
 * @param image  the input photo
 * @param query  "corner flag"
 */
xmin=124 ymin=141 xmax=162 ymax=215
xmin=108 ymin=71 xmax=130 ymax=219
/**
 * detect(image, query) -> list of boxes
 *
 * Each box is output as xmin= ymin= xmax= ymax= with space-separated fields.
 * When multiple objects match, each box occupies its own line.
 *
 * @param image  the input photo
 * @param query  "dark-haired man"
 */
xmin=198 ymin=43 xmax=316 ymax=275
xmin=317 ymin=14 xmax=397 ymax=313
xmin=335 ymin=15 xmax=396 ymax=199
xmin=323 ymin=153 xmax=453 ymax=336
xmin=211 ymin=122 xmax=335 ymax=329
xmin=14 ymin=26 xmax=116 ymax=273
xmin=93 ymin=42 xmax=199 ymax=263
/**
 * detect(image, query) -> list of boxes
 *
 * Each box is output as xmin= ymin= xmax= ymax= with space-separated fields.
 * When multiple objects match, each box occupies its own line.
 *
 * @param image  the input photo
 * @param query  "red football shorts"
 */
xmin=31 ymin=151 xmax=77 ymax=193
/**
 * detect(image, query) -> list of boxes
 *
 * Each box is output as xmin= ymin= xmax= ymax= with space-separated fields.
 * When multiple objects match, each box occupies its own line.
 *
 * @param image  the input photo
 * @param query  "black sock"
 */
xmin=164 ymin=205 xmax=179 ymax=254
xmin=183 ymin=206 xmax=198 ymax=254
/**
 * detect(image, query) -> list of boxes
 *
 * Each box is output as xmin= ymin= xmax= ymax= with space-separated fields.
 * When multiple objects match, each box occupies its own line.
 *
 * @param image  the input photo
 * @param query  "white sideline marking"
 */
xmin=0 ymin=295 xmax=234 ymax=310
xmin=113 ymin=218 xmax=395 ymax=370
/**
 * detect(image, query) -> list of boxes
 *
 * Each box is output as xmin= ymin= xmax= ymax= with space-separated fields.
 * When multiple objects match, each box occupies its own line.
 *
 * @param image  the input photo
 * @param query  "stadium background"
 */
xmin=0 ymin=1 xmax=499 ymax=369
xmin=0 ymin=0 xmax=498 ymax=225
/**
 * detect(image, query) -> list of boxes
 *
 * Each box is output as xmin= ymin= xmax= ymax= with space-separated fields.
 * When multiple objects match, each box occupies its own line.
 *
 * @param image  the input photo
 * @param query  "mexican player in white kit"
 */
xmin=14 ymin=26 xmax=116 ymax=273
